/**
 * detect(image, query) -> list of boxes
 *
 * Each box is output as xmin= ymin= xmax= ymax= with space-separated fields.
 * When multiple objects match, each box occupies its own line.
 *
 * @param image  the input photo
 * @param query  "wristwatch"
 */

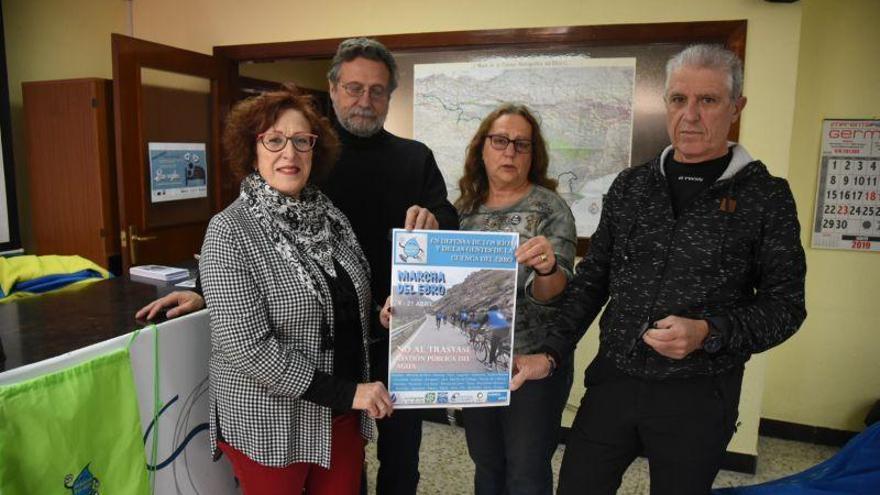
xmin=543 ymin=353 xmax=557 ymax=376
xmin=702 ymin=320 xmax=724 ymax=354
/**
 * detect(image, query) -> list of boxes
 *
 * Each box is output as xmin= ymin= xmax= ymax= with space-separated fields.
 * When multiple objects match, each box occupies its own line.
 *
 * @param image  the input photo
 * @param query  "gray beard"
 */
xmin=332 ymin=100 xmax=386 ymax=137
xmin=338 ymin=112 xmax=386 ymax=137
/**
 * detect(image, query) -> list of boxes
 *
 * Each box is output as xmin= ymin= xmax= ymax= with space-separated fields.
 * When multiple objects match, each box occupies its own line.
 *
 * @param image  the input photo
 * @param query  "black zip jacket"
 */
xmin=542 ymin=145 xmax=807 ymax=380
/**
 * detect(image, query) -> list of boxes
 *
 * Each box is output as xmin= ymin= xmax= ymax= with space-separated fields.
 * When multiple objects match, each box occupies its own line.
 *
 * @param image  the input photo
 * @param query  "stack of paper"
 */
xmin=129 ymin=265 xmax=190 ymax=282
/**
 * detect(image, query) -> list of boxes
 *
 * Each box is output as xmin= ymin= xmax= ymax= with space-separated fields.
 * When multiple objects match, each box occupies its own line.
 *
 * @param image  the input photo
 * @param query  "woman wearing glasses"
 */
xmin=457 ymin=104 xmax=577 ymax=495
xmin=199 ymin=84 xmax=391 ymax=495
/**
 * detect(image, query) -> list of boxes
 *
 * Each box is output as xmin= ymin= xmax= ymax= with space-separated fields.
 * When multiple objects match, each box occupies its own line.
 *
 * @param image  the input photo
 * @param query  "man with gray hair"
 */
xmin=510 ymin=44 xmax=806 ymax=494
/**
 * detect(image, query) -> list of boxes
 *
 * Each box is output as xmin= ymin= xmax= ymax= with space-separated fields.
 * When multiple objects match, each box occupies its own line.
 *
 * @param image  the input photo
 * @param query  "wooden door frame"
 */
xmin=111 ymin=33 xmax=236 ymax=267
xmin=111 ymin=33 xmax=237 ymax=223
xmin=213 ymin=20 xmax=746 ymax=61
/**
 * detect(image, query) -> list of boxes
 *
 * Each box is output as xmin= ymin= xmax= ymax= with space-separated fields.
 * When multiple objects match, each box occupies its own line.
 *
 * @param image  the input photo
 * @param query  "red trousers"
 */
xmin=218 ymin=412 xmax=365 ymax=495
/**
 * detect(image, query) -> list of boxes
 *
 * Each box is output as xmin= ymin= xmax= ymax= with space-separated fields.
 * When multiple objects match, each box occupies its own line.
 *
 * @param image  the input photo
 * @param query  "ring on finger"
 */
xmin=540 ymin=254 xmax=548 ymax=262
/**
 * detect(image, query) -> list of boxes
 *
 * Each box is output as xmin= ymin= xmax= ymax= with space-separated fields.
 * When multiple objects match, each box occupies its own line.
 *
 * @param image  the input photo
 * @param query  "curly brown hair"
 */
xmin=223 ymin=83 xmax=340 ymax=183
xmin=455 ymin=103 xmax=557 ymax=215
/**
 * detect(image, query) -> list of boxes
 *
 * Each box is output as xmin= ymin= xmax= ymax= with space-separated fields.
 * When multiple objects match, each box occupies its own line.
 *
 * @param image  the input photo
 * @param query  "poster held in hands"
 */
xmin=388 ymin=229 xmax=518 ymax=408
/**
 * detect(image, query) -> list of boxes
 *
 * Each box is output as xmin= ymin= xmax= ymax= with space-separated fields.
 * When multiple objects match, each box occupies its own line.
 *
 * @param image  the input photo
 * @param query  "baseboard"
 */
xmin=759 ymin=418 xmax=857 ymax=447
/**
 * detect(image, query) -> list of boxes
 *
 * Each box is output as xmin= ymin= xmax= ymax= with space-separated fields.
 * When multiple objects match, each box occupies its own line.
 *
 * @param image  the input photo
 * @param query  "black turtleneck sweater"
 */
xmin=322 ymin=121 xmax=459 ymax=313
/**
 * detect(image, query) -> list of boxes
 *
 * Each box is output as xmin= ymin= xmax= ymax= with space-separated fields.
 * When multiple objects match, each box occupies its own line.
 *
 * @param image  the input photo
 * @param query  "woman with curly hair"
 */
xmin=199 ymin=84 xmax=392 ymax=495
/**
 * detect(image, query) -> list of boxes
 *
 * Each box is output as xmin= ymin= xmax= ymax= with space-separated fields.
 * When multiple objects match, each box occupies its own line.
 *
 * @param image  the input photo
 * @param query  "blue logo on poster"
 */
xmin=437 ymin=392 xmax=449 ymax=404
xmin=487 ymin=392 xmax=508 ymax=403
xmin=396 ymin=233 xmax=428 ymax=264
xmin=391 ymin=393 xmax=398 ymax=403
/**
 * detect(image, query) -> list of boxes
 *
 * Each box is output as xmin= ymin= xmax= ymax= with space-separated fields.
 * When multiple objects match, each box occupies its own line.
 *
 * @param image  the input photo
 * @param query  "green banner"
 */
xmin=0 ymin=349 xmax=150 ymax=494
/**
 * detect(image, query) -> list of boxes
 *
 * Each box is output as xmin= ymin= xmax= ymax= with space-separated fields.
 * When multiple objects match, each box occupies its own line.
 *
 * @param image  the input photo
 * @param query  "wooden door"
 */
xmin=23 ymin=79 xmax=119 ymax=272
xmin=112 ymin=34 xmax=236 ymax=269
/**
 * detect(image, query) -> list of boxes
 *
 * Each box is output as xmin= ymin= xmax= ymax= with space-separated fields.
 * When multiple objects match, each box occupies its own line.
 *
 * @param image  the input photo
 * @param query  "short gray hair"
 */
xmin=327 ymin=37 xmax=399 ymax=94
xmin=665 ymin=44 xmax=744 ymax=100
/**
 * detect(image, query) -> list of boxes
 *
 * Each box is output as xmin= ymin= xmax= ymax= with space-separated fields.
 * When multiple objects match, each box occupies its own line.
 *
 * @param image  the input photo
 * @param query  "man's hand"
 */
xmin=135 ymin=291 xmax=205 ymax=321
xmin=510 ymin=353 xmax=553 ymax=391
xmin=642 ymin=315 xmax=710 ymax=360
xmin=404 ymin=205 xmax=439 ymax=230
xmin=379 ymin=296 xmax=393 ymax=329
xmin=353 ymin=382 xmax=394 ymax=419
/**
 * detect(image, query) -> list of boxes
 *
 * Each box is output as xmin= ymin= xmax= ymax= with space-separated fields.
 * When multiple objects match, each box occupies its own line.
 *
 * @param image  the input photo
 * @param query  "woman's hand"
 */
xmin=379 ymin=296 xmax=393 ymax=329
xmin=515 ymin=235 xmax=556 ymax=275
xmin=353 ymin=382 xmax=394 ymax=419
xmin=135 ymin=291 xmax=205 ymax=321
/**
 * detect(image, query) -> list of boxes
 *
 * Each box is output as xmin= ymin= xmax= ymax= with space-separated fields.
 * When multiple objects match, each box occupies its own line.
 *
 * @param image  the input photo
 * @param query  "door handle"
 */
xmin=127 ymin=225 xmax=157 ymax=265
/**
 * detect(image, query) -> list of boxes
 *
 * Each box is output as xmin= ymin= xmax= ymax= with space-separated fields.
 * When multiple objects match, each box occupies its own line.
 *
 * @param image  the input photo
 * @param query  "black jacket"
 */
xmin=542 ymin=145 xmax=807 ymax=380
xmin=322 ymin=122 xmax=459 ymax=307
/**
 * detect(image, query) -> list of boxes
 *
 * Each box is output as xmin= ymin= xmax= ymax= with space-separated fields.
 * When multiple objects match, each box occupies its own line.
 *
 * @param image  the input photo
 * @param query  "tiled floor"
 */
xmin=364 ymin=421 xmax=840 ymax=494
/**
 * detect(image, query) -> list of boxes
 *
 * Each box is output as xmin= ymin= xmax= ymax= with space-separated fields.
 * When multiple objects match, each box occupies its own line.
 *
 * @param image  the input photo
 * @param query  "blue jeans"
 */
xmin=461 ymin=358 xmax=573 ymax=495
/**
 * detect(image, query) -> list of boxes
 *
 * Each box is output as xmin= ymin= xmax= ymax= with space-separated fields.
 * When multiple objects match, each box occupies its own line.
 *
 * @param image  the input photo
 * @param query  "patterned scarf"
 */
xmin=240 ymin=173 xmax=369 ymax=304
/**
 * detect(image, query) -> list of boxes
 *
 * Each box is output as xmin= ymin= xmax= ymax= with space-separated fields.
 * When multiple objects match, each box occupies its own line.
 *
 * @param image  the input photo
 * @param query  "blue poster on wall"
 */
xmin=148 ymin=142 xmax=208 ymax=203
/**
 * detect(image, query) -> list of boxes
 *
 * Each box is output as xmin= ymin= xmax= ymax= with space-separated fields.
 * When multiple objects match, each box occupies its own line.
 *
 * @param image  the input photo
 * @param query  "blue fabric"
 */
xmin=12 ymin=269 xmax=104 ymax=294
xmin=486 ymin=310 xmax=509 ymax=330
xmin=714 ymin=422 xmax=880 ymax=494
xmin=0 ymin=255 xmax=110 ymax=300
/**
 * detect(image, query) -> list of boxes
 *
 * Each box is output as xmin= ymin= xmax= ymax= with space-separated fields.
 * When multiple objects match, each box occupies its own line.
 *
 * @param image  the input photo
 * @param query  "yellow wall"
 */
xmin=762 ymin=0 xmax=880 ymax=432
xmin=2 ymin=0 xmax=129 ymax=250
xmin=6 ymin=0 xmax=876 ymax=446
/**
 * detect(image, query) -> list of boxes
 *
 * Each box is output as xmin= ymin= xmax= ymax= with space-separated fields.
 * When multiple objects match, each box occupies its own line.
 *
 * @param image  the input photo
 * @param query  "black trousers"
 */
xmin=557 ymin=358 xmax=743 ymax=495
xmin=371 ymin=339 xmax=422 ymax=495
xmin=461 ymin=359 xmax=573 ymax=495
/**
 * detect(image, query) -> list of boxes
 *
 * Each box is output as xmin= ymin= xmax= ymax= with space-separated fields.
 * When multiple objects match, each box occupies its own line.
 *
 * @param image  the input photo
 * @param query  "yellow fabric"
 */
xmin=0 ymin=255 xmax=110 ymax=300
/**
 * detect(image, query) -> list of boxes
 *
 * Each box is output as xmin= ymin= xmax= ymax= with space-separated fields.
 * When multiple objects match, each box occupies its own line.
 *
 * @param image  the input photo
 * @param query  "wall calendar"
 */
xmin=811 ymin=119 xmax=880 ymax=252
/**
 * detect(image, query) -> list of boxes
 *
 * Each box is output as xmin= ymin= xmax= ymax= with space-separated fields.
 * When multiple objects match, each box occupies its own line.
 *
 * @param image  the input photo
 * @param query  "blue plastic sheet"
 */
xmin=714 ymin=422 xmax=880 ymax=494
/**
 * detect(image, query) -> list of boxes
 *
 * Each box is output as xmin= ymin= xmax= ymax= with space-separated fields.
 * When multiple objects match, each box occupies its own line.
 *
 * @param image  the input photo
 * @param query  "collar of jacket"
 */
xmin=658 ymin=142 xmax=755 ymax=182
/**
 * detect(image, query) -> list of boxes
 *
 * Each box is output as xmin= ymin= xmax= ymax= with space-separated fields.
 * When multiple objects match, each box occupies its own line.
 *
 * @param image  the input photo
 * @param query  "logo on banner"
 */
xmin=397 ymin=234 xmax=427 ymax=264
xmin=424 ymin=392 xmax=436 ymax=404
xmin=64 ymin=464 xmax=100 ymax=495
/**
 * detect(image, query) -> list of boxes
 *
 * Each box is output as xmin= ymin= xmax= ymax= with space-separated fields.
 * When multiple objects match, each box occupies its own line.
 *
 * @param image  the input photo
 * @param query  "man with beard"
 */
xmin=322 ymin=38 xmax=458 ymax=495
xmin=137 ymin=38 xmax=458 ymax=495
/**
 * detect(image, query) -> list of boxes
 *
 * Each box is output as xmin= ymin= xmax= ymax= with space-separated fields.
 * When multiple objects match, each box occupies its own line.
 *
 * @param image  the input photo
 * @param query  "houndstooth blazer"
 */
xmin=199 ymin=197 xmax=375 ymax=469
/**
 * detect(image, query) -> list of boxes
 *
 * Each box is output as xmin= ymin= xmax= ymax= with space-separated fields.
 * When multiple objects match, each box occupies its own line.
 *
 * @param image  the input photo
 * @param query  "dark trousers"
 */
xmin=371 ymin=339 xmax=422 ymax=495
xmin=557 ymin=359 xmax=743 ymax=495
xmin=461 ymin=359 xmax=574 ymax=495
